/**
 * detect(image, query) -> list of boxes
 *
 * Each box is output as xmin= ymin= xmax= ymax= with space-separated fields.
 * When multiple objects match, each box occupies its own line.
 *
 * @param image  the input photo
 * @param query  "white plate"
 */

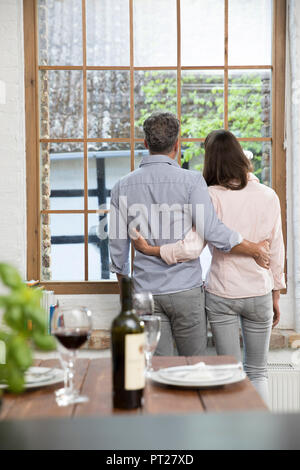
xmin=158 ymin=369 xmax=234 ymax=385
xmin=0 ymin=367 xmax=64 ymax=390
xmin=150 ymin=368 xmax=247 ymax=388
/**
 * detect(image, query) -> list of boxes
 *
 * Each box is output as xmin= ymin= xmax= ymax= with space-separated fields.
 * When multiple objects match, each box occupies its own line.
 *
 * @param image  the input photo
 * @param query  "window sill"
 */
xmin=40 ymin=281 xmax=119 ymax=295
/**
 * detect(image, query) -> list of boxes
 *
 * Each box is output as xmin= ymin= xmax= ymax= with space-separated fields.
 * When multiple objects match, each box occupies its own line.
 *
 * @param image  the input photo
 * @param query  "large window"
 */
xmin=24 ymin=0 xmax=286 ymax=294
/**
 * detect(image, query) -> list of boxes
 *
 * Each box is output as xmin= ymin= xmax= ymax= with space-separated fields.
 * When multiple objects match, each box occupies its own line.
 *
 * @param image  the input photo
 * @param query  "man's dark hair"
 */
xmin=143 ymin=112 xmax=180 ymax=155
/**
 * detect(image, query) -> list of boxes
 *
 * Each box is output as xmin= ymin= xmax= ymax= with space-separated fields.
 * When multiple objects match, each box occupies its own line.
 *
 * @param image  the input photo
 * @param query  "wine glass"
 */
xmin=133 ymin=292 xmax=154 ymax=316
xmin=52 ymin=306 xmax=92 ymax=407
xmin=139 ymin=314 xmax=161 ymax=377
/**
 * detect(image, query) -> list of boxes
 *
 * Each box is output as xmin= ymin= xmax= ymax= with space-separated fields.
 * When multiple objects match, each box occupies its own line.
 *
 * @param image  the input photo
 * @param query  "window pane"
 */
xmin=181 ymin=71 xmax=224 ymax=138
xmin=133 ymin=0 xmax=177 ymax=66
xmin=228 ymin=0 xmax=272 ymax=65
xmin=240 ymin=141 xmax=272 ymax=186
xmin=88 ymin=213 xmax=132 ymax=281
xmin=228 ymin=70 xmax=271 ymax=138
xmin=88 ymin=214 xmax=116 ymax=281
xmin=88 ymin=143 xmax=131 ymax=210
xmin=41 ymin=143 xmax=84 ymax=211
xmin=134 ymin=71 xmax=177 ymax=138
xmin=86 ymin=0 xmax=130 ymax=66
xmin=41 ymin=214 xmax=84 ymax=281
xmin=88 ymin=143 xmax=131 ymax=280
xmin=181 ymin=0 xmax=224 ymax=66
xmin=87 ymin=71 xmax=130 ymax=139
xmin=181 ymin=143 xmax=204 ymax=172
xmin=40 ymin=70 xmax=83 ymax=139
xmin=38 ymin=0 xmax=82 ymax=66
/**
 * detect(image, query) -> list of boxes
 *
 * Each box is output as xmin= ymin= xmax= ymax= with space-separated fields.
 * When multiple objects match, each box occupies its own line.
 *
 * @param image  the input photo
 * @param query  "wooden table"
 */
xmin=0 ymin=356 xmax=267 ymax=421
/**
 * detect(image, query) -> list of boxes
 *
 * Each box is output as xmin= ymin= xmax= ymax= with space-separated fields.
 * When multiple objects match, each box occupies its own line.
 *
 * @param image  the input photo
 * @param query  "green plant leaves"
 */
xmin=0 ymin=264 xmax=57 ymax=393
xmin=7 ymin=336 xmax=33 ymax=370
xmin=6 ymin=364 xmax=25 ymax=394
xmin=32 ymin=332 xmax=56 ymax=351
xmin=23 ymin=305 xmax=47 ymax=331
xmin=3 ymin=306 xmax=24 ymax=331
xmin=134 ymin=71 xmax=269 ymax=184
xmin=0 ymin=264 xmax=23 ymax=289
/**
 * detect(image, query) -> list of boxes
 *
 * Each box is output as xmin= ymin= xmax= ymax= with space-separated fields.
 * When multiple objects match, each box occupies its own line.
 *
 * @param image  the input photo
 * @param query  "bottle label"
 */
xmin=125 ymin=333 xmax=145 ymax=391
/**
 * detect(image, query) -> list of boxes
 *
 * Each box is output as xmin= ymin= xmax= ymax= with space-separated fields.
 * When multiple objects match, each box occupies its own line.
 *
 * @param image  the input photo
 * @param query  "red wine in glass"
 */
xmin=52 ymin=307 xmax=92 ymax=406
xmin=54 ymin=329 xmax=89 ymax=350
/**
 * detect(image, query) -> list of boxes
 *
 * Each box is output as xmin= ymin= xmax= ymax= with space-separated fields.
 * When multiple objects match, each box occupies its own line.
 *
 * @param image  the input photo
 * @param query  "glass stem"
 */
xmin=145 ymin=351 xmax=153 ymax=373
xmin=64 ymin=351 xmax=76 ymax=393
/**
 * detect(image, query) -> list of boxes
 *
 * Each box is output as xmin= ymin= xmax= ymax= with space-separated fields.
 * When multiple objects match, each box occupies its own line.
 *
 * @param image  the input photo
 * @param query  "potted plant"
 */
xmin=0 ymin=263 xmax=56 ymax=407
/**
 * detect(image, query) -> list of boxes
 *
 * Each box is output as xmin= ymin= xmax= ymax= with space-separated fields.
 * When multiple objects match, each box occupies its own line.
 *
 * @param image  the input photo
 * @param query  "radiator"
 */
xmin=268 ymin=363 xmax=300 ymax=413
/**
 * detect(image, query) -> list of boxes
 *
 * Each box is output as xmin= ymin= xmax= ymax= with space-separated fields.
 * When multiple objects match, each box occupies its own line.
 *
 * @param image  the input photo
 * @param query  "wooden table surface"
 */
xmin=0 ymin=356 xmax=267 ymax=420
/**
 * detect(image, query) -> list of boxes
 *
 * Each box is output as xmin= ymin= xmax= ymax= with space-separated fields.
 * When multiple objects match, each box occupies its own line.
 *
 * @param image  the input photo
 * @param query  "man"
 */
xmin=109 ymin=112 xmax=269 ymax=356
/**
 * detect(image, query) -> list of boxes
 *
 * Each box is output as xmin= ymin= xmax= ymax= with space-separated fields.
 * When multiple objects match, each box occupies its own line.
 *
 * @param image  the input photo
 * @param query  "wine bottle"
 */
xmin=111 ymin=276 xmax=145 ymax=409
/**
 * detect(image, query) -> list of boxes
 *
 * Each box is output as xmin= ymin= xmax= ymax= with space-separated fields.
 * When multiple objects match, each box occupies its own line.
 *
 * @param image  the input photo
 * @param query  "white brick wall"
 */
xmin=56 ymin=294 xmax=119 ymax=330
xmin=0 ymin=0 xmax=26 ymax=279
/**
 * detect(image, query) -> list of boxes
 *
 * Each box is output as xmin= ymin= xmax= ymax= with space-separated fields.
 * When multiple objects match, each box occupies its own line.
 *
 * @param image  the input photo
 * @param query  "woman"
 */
xmin=133 ymin=130 xmax=285 ymax=405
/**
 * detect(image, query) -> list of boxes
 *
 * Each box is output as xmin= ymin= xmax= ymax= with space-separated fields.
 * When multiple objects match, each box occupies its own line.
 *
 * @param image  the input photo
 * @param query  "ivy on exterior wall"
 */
xmin=135 ymin=71 xmax=271 ymax=184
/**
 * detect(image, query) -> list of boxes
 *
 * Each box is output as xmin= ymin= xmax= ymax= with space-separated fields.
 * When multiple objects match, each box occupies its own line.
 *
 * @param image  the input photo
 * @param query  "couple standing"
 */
xmin=109 ymin=112 xmax=285 ymax=404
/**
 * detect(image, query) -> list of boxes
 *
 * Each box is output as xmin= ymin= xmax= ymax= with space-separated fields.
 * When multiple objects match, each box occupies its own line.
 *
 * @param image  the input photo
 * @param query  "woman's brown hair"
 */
xmin=203 ymin=130 xmax=253 ymax=190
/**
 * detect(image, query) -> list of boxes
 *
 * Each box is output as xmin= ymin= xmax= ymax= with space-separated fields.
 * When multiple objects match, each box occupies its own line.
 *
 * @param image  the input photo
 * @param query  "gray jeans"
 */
xmin=205 ymin=291 xmax=273 ymax=405
xmin=153 ymin=286 xmax=207 ymax=356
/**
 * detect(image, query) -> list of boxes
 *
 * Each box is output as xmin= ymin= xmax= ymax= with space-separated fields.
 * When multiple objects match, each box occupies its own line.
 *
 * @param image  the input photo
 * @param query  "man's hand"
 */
xmin=231 ymin=239 xmax=270 ymax=269
xmin=253 ymin=240 xmax=270 ymax=269
xmin=272 ymin=290 xmax=281 ymax=328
